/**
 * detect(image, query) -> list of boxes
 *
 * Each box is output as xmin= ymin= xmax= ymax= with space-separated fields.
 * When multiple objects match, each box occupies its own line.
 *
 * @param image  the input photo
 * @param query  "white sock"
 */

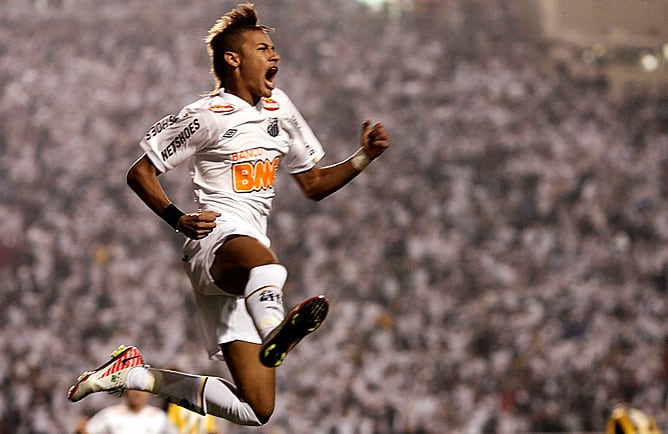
xmin=126 ymin=366 xmax=157 ymax=392
xmin=244 ymin=264 xmax=287 ymax=340
xmin=203 ymin=377 xmax=262 ymax=426
xmin=128 ymin=367 xmax=262 ymax=426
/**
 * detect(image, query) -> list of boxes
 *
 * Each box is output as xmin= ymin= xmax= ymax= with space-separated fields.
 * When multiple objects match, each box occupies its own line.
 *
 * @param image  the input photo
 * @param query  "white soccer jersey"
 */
xmin=140 ymin=88 xmax=325 ymax=234
xmin=85 ymin=404 xmax=177 ymax=434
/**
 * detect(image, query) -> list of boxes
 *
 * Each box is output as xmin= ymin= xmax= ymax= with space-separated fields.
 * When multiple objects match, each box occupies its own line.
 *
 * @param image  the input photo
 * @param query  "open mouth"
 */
xmin=265 ymin=66 xmax=278 ymax=87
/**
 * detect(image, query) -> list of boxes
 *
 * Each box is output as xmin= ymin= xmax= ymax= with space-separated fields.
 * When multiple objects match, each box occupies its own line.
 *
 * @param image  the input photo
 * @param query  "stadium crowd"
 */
xmin=1 ymin=1 xmax=667 ymax=432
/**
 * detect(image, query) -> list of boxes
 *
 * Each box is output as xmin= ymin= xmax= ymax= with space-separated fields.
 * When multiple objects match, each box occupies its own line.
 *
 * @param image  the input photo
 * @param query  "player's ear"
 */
xmin=224 ymin=51 xmax=240 ymax=68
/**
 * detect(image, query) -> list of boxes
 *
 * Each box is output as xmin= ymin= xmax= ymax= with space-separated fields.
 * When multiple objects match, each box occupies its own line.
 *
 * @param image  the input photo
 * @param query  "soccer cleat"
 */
xmin=67 ymin=345 xmax=144 ymax=402
xmin=260 ymin=295 xmax=329 ymax=368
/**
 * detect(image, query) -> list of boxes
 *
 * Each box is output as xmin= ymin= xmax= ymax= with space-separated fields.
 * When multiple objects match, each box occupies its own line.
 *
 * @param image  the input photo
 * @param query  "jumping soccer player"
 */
xmin=67 ymin=3 xmax=389 ymax=427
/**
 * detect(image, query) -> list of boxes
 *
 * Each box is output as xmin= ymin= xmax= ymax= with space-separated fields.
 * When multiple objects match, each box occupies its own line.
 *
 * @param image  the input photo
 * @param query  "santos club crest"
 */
xmin=267 ymin=118 xmax=279 ymax=137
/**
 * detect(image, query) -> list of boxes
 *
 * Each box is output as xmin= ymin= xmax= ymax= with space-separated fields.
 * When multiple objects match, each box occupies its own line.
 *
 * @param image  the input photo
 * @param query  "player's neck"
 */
xmin=223 ymin=84 xmax=260 ymax=107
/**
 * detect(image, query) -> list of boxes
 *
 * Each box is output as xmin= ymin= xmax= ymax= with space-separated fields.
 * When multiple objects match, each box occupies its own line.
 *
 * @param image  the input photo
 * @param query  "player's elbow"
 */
xmin=293 ymin=167 xmax=329 ymax=201
xmin=302 ymin=187 xmax=327 ymax=202
xmin=296 ymin=179 xmax=327 ymax=201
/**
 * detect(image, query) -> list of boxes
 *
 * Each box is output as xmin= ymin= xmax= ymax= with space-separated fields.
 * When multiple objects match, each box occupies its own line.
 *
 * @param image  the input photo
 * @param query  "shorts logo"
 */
xmin=263 ymin=98 xmax=280 ymax=111
xmin=267 ymin=118 xmax=279 ymax=137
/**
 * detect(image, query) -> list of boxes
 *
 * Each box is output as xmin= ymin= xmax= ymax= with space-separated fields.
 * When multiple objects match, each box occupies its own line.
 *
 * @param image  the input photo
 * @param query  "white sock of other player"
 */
xmin=126 ymin=367 xmax=262 ymax=426
xmin=243 ymin=264 xmax=287 ymax=340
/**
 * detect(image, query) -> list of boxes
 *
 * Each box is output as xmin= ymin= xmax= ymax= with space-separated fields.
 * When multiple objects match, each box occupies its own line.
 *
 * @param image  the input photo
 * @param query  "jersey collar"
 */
xmin=219 ymin=90 xmax=253 ymax=109
xmin=219 ymin=89 xmax=276 ymax=112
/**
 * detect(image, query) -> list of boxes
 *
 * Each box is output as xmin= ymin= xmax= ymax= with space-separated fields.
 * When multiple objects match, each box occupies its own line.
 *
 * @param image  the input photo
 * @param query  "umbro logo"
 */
xmin=221 ymin=129 xmax=238 ymax=139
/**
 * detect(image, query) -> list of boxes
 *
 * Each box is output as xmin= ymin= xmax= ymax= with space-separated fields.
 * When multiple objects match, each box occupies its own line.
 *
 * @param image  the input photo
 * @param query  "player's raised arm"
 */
xmin=292 ymin=119 xmax=390 ymax=201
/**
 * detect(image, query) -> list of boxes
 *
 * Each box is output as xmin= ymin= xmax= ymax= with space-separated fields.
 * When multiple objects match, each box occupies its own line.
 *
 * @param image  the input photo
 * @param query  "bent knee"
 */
xmin=252 ymin=406 xmax=273 ymax=425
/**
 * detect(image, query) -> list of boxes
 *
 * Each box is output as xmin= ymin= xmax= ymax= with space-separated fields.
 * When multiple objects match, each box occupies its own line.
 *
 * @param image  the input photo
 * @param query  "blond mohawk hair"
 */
xmin=205 ymin=3 xmax=273 ymax=94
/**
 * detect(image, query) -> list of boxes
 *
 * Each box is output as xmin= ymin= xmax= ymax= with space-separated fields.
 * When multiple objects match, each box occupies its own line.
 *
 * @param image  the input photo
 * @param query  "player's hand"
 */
xmin=176 ymin=210 xmax=221 ymax=240
xmin=360 ymin=119 xmax=390 ymax=160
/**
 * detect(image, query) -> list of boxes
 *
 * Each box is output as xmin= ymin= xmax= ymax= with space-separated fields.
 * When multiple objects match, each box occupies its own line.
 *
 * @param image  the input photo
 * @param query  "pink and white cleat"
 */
xmin=67 ymin=345 xmax=145 ymax=402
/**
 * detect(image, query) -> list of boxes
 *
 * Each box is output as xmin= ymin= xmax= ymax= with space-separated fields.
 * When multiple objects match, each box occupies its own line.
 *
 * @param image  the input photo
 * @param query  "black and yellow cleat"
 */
xmin=260 ymin=295 xmax=329 ymax=368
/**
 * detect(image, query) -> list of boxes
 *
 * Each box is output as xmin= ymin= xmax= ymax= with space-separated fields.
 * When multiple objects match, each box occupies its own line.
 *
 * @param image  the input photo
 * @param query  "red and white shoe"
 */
xmin=67 ymin=345 xmax=144 ymax=402
xmin=260 ymin=295 xmax=329 ymax=368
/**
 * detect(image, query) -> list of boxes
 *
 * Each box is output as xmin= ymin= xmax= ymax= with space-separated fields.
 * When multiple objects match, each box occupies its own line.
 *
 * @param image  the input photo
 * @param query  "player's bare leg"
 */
xmin=221 ymin=341 xmax=276 ymax=422
xmin=210 ymin=235 xmax=279 ymax=296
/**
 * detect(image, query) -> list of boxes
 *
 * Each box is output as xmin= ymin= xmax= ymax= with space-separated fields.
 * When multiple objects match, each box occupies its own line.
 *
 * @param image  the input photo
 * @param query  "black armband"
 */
xmin=163 ymin=203 xmax=185 ymax=230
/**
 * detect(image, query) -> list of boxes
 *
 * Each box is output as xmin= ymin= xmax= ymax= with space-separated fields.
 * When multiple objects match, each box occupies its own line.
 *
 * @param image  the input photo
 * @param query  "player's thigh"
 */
xmin=221 ymin=340 xmax=276 ymax=419
xmin=211 ymin=235 xmax=278 ymax=295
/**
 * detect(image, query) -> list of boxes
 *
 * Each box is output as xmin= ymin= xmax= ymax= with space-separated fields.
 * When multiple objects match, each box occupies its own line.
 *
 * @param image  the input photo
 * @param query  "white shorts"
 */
xmin=182 ymin=216 xmax=270 ymax=360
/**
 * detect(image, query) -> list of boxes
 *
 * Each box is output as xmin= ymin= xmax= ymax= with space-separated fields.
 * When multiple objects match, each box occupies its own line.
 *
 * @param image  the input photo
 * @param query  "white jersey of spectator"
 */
xmin=139 ymin=88 xmax=325 ymax=239
xmin=84 ymin=401 xmax=177 ymax=434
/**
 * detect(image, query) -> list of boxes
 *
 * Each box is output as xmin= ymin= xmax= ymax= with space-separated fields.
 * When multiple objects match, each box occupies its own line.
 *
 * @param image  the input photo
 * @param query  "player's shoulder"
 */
xmin=270 ymin=87 xmax=289 ymax=100
xmin=182 ymin=95 xmax=223 ymax=115
xmin=173 ymin=95 xmax=229 ymax=131
xmin=267 ymin=88 xmax=291 ymax=106
xmin=263 ymin=88 xmax=299 ymax=114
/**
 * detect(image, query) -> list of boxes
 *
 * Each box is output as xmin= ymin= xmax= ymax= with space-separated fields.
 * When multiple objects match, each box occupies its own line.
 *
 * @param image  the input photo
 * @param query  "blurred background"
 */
xmin=1 ymin=0 xmax=667 ymax=432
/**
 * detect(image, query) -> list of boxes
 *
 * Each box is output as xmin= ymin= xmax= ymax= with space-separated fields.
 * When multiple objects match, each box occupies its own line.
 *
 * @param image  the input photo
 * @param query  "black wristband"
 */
xmin=163 ymin=203 xmax=185 ymax=230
